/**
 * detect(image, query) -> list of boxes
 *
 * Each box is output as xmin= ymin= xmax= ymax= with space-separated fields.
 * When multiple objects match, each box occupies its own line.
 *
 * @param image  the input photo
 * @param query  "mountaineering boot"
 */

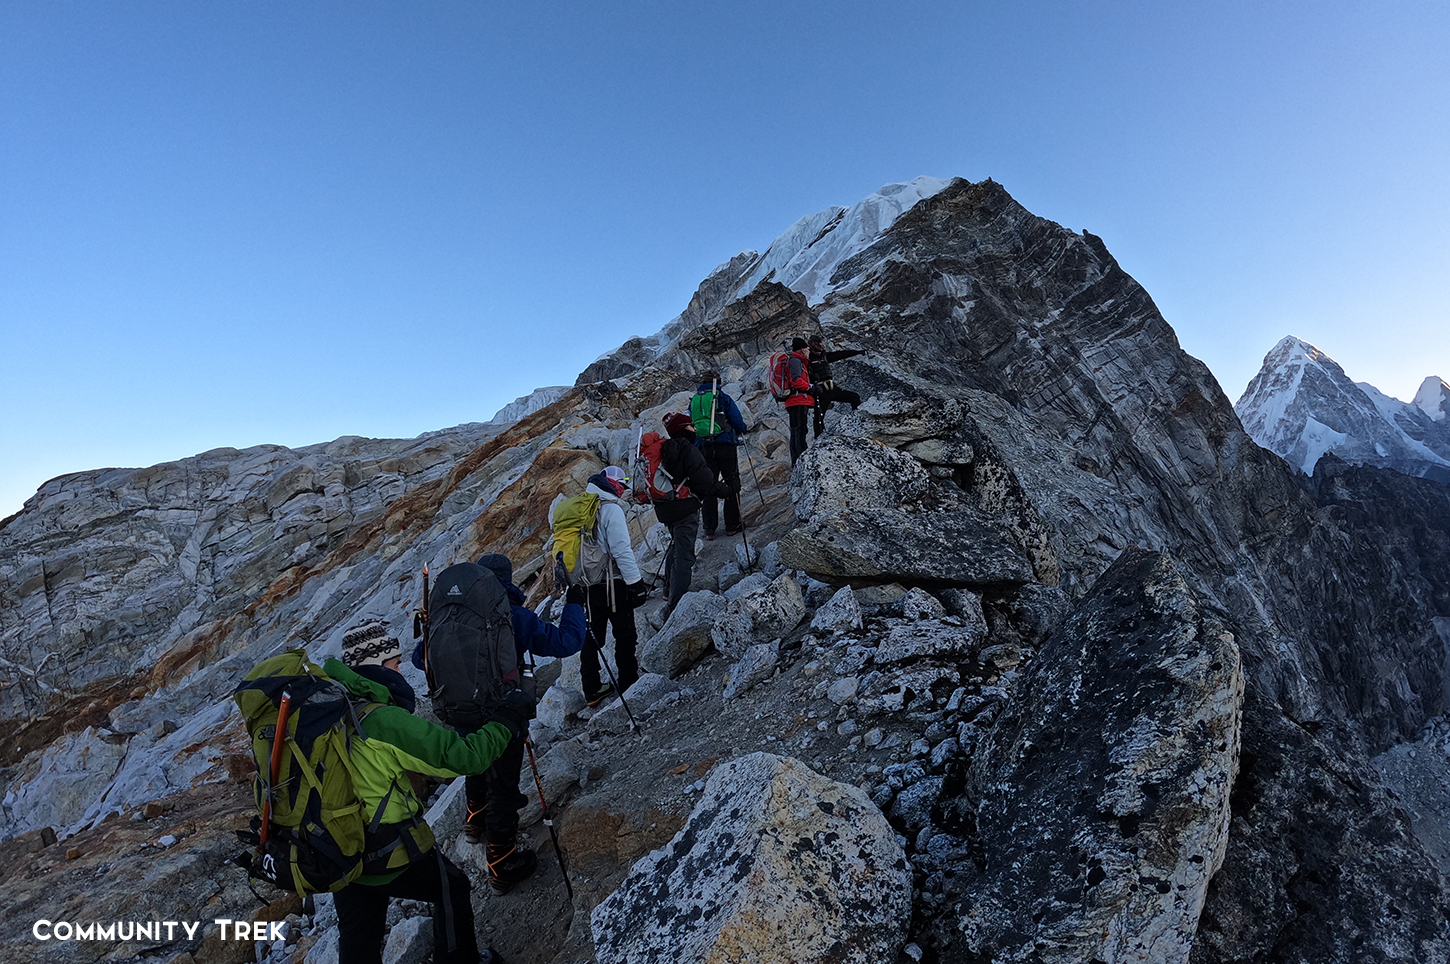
xmin=586 ymin=682 xmax=615 ymax=708
xmin=486 ymin=838 xmax=538 ymax=895
xmin=479 ymin=948 xmax=507 ymax=963
xmin=464 ymin=799 xmax=487 ymax=844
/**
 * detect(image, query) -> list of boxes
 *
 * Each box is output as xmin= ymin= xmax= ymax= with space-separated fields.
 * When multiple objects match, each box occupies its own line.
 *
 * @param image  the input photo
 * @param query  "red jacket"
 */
xmin=783 ymin=351 xmax=814 ymax=408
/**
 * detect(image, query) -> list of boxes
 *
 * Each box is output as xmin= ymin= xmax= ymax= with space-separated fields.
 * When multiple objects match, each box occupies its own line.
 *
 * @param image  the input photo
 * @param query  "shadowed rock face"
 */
xmin=944 ymin=548 xmax=1244 ymax=964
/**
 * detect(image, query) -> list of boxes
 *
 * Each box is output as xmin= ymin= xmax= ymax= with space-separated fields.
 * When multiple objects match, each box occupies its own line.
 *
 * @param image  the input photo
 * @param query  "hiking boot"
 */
xmin=725 ymin=527 xmax=742 ymax=536
xmin=486 ymin=841 xmax=538 ymax=895
xmin=704 ymin=531 xmax=715 ymax=541
xmin=480 ymin=948 xmax=507 ymax=963
xmin=464 ymin=801 xmax=487 ymax=844
xmin=585 ymin=683 xmax=615 ymax=707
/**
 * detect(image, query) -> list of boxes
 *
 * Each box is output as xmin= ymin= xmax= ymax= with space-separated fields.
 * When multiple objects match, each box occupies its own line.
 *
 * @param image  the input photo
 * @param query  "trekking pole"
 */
xmin=593 ymin=633 xmax=640 ymax=732
xmin=742 ymin=441 xmax=767 ymax=509
xmin=523 ymin=737 xmax=574 ymax=902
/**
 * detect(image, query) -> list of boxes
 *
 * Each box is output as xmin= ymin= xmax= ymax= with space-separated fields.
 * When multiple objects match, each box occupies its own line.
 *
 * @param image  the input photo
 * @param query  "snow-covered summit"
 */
xmin=1413 ymin=375 xmax=1450 ymax=423
xmin=1235 ymin=336 xmax=1450 ymax=483
xmin=575 ymin=177 xmax=953 ymax=384
xmin=730 ymin=175 xmax=953 ymax=305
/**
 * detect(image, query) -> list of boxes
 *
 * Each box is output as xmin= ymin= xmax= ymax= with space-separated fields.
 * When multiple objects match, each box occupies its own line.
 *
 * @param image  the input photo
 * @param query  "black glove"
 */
xmin=565 ymin=584 xmax=587 ymax=607
xmin=487 ymin=688 xmax=535 ymax=740
xmin=623 ymin=581 xmax=649 ymax=607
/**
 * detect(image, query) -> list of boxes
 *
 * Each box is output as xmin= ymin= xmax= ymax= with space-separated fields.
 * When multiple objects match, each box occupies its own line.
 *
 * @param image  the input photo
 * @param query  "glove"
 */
xmin=623 ymin=581 xmax=649 ymax=607
xmin=564 ymin=584 xmax=587 ymax=607
xmin=487 ymin=688 xmax=535 ymax=740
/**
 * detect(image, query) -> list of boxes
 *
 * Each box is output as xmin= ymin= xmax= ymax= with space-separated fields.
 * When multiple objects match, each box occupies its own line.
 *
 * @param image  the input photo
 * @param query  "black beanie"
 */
xmin=791 ymin=337 xmax=808 ymax=351
xmin=477 ymin=552 xmax=513 ymax=585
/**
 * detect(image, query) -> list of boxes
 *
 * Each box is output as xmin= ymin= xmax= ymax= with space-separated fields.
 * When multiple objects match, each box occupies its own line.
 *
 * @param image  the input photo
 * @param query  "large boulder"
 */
xmin=778 ymin=508 xmax=1033 ymax=586
xmin=937 ymin=548 xmax=1244 ymax=964
xmin=591 ymin=753 xmax=912 ymax=964
xmin=638 ymin=591 xmax=727 ymax=678
xmin=711 ymin=573 xmax=807 ymax=659
xmin=790 ymin=434 xmax=930 ymax=520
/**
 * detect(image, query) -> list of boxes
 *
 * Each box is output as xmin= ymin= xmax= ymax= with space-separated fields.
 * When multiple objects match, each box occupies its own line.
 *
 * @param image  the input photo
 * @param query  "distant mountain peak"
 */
xmin=1236 ymin=337 xmax=1450 ymax=483
xmin=1413 ymin=375 xmax=1450 ymax=423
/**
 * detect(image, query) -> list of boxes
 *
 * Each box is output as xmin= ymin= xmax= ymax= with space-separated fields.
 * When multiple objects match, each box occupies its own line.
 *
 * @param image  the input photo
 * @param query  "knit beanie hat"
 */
xmin=341 ymin=619 xmax=402 ymax=668
xmin=476 ymin=552 xmax=513 ymax=585
xmin=791 ymin=336 xmax=808 ymax=351
xmin=664 ymin=412 xmax=694 ymax=438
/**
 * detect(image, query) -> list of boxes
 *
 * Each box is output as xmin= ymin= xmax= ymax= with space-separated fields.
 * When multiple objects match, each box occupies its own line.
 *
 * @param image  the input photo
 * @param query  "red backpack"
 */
xmin=768 ymin=352 xmax=797 ymax=401
xmin=632 ymin=432 xmax=691 ymax=503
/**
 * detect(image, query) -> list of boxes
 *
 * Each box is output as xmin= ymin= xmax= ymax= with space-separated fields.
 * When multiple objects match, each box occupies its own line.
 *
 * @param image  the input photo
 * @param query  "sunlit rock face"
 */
xmin=1 ymin=177 xmax=1448 ymax=964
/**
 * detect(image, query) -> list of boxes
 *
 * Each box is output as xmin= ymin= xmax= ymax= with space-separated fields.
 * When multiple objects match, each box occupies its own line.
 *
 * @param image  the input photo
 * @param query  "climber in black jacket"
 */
xmin=657 ymin=412 xmax=734 ymax=616
xmin=807 ymin=334 xmax=864 ymax=437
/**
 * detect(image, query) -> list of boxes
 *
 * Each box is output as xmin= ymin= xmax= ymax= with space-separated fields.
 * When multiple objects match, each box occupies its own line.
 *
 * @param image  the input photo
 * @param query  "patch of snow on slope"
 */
xmin=1356 ymin=381 xmax=1450 ymax=468
xmin=490 ymin=385 xmax=572 ymax=424
xmin=1299 ymin=417 xmax=1349 ymax=475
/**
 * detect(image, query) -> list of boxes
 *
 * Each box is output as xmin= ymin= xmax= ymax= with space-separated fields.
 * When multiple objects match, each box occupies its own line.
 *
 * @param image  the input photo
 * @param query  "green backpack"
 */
xmin=689 ymin=389 xmax=725 ymax=439
xmin=232 ymin=650 xmax=384 ymax=895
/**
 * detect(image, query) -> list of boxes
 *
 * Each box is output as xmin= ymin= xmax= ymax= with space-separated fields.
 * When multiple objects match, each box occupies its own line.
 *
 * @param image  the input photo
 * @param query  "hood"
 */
xmin=586 ymin=481 xmax=624 ymax=503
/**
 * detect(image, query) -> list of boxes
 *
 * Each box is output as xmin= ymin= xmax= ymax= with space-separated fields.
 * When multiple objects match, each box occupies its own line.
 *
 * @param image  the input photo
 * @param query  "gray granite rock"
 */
xmin=778 ymin=508 xmax=1034 ymax=586
xmin=723 ymin=641 xmax=780 ymax=699
xmin=637 ymin=591 xmax=726 ymax=678
xmin=901 ymin=587 xmax=947 ymax=620
xmin=591 ymin=753 xmax=912 ymax=964
xmin=790 ymin=434 xmax=931 ymax=521
xmin=712 ymin=573 xmax=807 ymax=659
xmin=811 ymin=586 xmax=864 ymax=633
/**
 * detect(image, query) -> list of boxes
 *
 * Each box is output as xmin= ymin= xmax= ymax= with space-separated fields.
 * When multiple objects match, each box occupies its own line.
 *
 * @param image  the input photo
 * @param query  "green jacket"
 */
xmin=322 ymin=658 xmax=513 ymax=884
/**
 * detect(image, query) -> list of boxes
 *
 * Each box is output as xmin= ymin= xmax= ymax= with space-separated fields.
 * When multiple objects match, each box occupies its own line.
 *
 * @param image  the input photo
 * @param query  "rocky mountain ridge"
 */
xmin=2 ymin=177 xmax=1449 ymax=964
xmin=1235 ymin=334 xmax=1450 ymax=483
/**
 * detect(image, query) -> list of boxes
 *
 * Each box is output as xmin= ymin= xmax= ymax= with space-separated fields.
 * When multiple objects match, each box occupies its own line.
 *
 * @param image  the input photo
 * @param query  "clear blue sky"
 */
xmin=3 ymin=1 xmax=1447 ymax=518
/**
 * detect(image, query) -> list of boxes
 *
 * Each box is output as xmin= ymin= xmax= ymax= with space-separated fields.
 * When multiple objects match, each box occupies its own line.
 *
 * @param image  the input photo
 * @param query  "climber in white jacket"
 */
xmin=578 ymin=466 xmax=645 ymax=705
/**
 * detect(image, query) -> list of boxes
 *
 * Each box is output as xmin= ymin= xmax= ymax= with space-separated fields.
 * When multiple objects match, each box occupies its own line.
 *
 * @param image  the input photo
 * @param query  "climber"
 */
xmin=656 ymin=413 xmax=735 ymax=616
xmin=781 ymin=337 xmax=816 ymax=464
xmin=409 ymin=553 xmax=587 ymax=890
xmin=329 ymin=620 xmax=530 ymax=964
xmin=806 ymin=334 xmax=864 ymax=437
xmin=572 ymin=466 xmax=648 ymax=707
xmin=687 ymin=371 xmax=750 ymax=541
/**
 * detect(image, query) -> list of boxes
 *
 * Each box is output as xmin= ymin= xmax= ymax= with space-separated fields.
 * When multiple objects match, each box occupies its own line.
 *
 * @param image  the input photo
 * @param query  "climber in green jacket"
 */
xmin=325 ymin=621 xmax=530 ymax=964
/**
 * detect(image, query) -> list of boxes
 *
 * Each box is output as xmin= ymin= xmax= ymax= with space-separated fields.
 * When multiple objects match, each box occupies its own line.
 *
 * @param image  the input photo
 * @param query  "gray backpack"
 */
xmin=422 ymin=563 xmax=528 ymax=728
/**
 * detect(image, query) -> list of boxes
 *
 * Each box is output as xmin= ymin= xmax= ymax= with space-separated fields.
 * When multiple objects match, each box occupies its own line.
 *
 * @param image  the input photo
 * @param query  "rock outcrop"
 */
xmin=944 ymin=548 xmax=1244 ymax=964
xmin=590 ymin=753 xmax=911 ymax=964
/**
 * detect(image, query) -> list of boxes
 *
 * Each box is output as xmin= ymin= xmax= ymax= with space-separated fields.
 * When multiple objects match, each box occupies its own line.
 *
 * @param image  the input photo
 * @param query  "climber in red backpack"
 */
xmin=776 ymin=337 xmax=816 ymax=465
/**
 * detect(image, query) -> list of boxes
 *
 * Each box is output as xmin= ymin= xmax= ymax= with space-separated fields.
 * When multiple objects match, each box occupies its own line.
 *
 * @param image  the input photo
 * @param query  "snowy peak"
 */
xmin=730 ymin=175 xmax=953 ymax=305
xmin=1413 ymin=375 xmax=1450 ymax=422
xmin=1236 ymin=336 xmax=1450 ymax=483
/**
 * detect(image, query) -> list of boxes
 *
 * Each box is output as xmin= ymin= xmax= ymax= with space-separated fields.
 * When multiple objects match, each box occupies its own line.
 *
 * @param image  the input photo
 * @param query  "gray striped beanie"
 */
xmin=341 ymin=619 xmax=401 ymax=668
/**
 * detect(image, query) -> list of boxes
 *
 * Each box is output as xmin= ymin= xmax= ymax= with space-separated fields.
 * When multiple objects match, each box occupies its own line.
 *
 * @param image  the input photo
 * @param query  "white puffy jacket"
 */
xmin=584 ymin=482 xmax=643 ymax=584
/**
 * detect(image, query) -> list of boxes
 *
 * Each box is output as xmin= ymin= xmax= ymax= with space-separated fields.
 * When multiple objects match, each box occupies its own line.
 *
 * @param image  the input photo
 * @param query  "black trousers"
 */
xmin=464 ymin=733 xmax=527 ymax=843
xmin=813 ymin=387 xmax=862 ymax=437
xmin=663 ymin=511 xmax=700 ymax=613
xmin=699 ymin=441 xmax=741 ymax=534
xmin=335 ymin=850 xmax=476 ymax=964
xmin=582 ymin=580 xmax=638 ymax=695
xmin=788 ymin=406 xmax=811 ymax=464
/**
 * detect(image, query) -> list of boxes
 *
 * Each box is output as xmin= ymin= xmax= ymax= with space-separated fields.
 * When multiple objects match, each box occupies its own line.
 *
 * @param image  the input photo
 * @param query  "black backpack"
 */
xmin=422 ymin=563 xmax=530 ymax=728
